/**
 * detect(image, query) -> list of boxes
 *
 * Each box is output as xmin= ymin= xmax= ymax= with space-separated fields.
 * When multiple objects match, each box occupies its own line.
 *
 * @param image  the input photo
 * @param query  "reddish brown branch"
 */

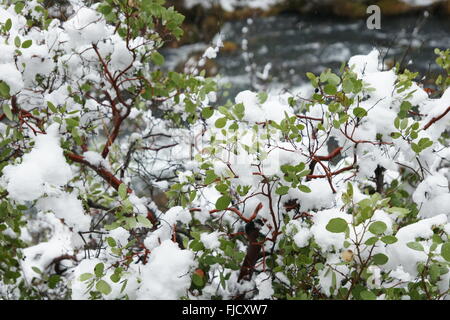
xmin=190 ymin=202 xmax=263 ymax=224
xmin=65 ymin=151 xmax=131 ymax=193
xmin=315 ymin=146 xmax=343 ymax=161
xmin=423 ymin=106 xmax=450 ymax=130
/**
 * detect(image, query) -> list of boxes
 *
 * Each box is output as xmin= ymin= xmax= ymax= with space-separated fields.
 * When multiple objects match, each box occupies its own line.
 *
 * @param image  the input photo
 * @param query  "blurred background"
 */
xmin=163 ymin=0 xmax=450 ymax=99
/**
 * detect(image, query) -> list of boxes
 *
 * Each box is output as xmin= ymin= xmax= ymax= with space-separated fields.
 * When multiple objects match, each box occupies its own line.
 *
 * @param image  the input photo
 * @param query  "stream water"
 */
xmin=208 ymin=12 xmax=450 ymax=98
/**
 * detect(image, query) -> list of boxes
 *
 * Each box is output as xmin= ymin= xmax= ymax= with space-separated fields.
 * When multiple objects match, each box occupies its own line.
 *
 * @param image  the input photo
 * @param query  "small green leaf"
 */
xmin=192 ymin=273 xmax=204 ymax=287
xmin=257 ymin=92 xmax=268 ymax=104
xmin=202 ymin=107 xmax=214 ymax=119
xmin=94 ymin=263 xmax=104 ymax=278
xmin=369 ymin=221 xmax=387 ymax=235
xmin=372 ymin=253 xmax=389 ymax=265
xmin=106 ymin=237 xmax=117 ymax=247
xmin=407 ymin=242 xmax=424 ymax=251
xmin=215 ymin=195 xmax=231 ymax=210
xmin=79 ymin=273 xmax=93 ymax=281
xmin=276 ymin=186 xmax=290 ymax=196
xmin=215 ymin=117 xmax=227 ymax=128
xmin=14 ymin=36 xmax=21 ymax=48
xmin=298 ymin=185 xmax=311 ymax=193
xmin=48 ymin=274 xmax=61 ymax=289
xmin=360 ymin=290 xmax=377 ymax=300
xmin=0 ymin=81 xmax=11 ymax=98
xmin=4 ymin=18 xmax=12 ymax=32
xmin=31 ymin=266 xmax=42 ymax=275
xmin=3 ymin=104 xmax=13 ymax=121
xmin=323 ymin=84 xmax=337 ymax=95
xmin=353 ymin=107 xmax=367 ymax=118
xmin=21 ymin=39 xmax=32 ymax=49
xmin=380 ymin=235 xmax=397 ymax=244
xmin=118 ymin=183 xmax=128 ymax=200
xmin=14 ymin=2 xmax=25 ymax=14
xmin=96 ymin=280 xmax=111 ymax=295
xmin=47 ymin=101 xmax=58 ymax=113
xmin=364 ymin=237 xmax=378 ymax=246
xmin=326 ymin=218 xmax=348 ymax=233
xmin=441 ymin=242 xmax=450 ymax=262
xmin=151 ymin=51 xmax=165 ymax=66
xmin=136 ymin=215 xmax=153 ymax=228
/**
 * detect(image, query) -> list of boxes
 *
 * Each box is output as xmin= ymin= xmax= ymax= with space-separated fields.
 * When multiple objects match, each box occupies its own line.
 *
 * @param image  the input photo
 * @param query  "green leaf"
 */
xmin=118 ymin=183 xmax=128 ymax=200
xmin=0 ymin=81 xmax=11 ymax=98
xmin=192 ymin=273 xmax=204 ymax=287
xmin=204 ymin=170 xmax=218 ymax=185
xmin=48 ymin=274 xmax=61 ymax=289
xmin=21 ymin=40 xmax=32 ymax=49
xmin=106 ymin=237 xmax=117 ymax=247
xmin=215 ymin=117 xmax=227 ymax=128
xmin=369 ymin=221 xmax=387 ymax=235
xmin=347 ymin=182 xmax=353 ymax=197
xmin=299 ymin=185 xmax=311 ymax=193
xmin=14 ymin=2 xmax=25 ymax=14
xmin=110 ymin=273 xmax=121 ymax=283
xmin=326 ymin=218 xmax=348 ymax=233
xmin=94 ymin=263 xmax=104 ymax=278
xmin=257 ymin=92 xmax=268 ymax=104
xmin=276 ymin=186 xmax=290 ymax=196
xmin=202 ymin=107 xmax=214 ymax=119
xmin=324 ymin=84 xmax=337 ymax=95
xmin=364 ymin=237 xmax=378 ymax=246
xmin=372 ymin=253 xmax=389 ymax=265
xmin=31 ymin=266 xmax=42 ymax=275
xmin=136 ymin=215 xmax=153 ymax=228
xmin=151 ymin=51 xmax=165 ymax=66
xmin=306 ymin=72 xmax=316 ymax=81
xmin=4 ymin=18 xmax=12 ymax=32
xmin=407 ymin=242 xmax=424 ymax=251
xmin=47 ymin=101 xmax=58 ymax=113
xmin=215 ymin=195 xmax=231 ymax=210
xmin=380 ymin=235 xmax=397 ymax=244
xmin=342 ymin=78 xmax=353 ymax=93
xmin=441 ymin=242 xmax=450 ymax=262
xmin=360 ymin=290 xmax=377 ymax=300
xmin=96 ymin=280 xmax=112 ymax=295
xmin=353 ymin=107 xmax=367 ymax=118
xmin=79 ymin=273 xmax=93 ymax=281
xmin=14 ymin=36 xmax=21 ymax=48
xmin=2 ymin=104 xmax=13 ymax=121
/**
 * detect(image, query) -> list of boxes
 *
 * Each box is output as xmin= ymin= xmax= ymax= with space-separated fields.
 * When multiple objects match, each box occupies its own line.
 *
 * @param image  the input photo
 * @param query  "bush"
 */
xmin=0 ymin=0 xmax=449 ymax=300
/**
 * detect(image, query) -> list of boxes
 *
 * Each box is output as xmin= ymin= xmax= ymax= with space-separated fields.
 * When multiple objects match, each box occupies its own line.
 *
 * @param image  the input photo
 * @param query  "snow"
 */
xmin=413 ymin=174 xmax=450 ymax=218
xmin=22 ymin=212 xmax=74 ymax=283
xmin=254 ymin=273 xmax=274 ymax=300
xmin=108 ymin=227 xmax=130 ymax=247
xmin=36 ymin=191 xmax=91 ymax=231
xmin=63 ymin=7 xmax=108 ymax=48
xmin=235 ymin=90 xmax=293 ymax=123
xmin=0 ymin=63 xmax=24 ymax=94
xmin=200 ymin=231 xmax=222 ymax=250
xmin=136 ymin=240 xmax=196 ymax=300
xmin=83 ymin=151 xmax=109 ymax=168
xmin=387 ymin=214 xmax=449 ymax=275
xmin=144 ymin=206 xmax=192 ymax=250
xmin=310 ymin=209 xmax=351 ymax=252
xmin=2 ymin=124 xmax=73 ymax=202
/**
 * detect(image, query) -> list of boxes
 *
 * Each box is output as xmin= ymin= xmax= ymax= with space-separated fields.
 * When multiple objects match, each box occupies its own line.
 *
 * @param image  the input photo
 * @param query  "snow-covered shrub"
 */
xmin=0 ymin=0 xmax=449 ymax=300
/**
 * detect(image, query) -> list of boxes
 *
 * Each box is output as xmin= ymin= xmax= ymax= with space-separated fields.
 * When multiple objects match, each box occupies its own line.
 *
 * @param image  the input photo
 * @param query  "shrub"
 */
xmin=0 ymin=0 xmax=449 ymax=300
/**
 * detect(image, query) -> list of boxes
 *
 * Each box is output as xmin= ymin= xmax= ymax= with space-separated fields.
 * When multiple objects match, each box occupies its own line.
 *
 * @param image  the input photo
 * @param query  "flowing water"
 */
xmin=209 ymin=13 xmax=450 ymax=98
